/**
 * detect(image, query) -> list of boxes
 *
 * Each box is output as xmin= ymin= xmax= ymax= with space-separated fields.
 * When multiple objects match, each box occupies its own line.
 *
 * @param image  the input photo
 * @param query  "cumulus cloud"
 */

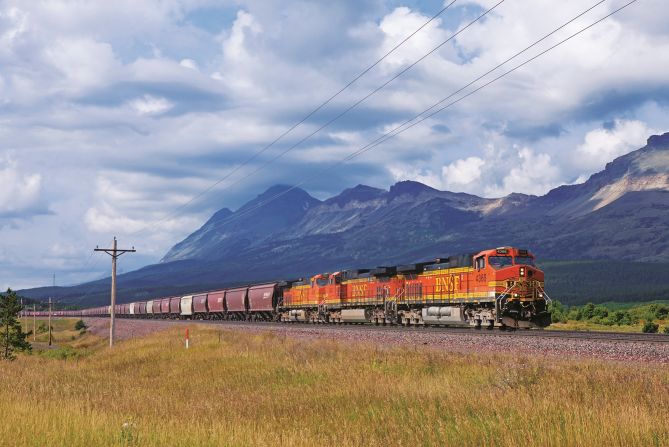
xmin=128 ymin=94 xmax=174 ymax=115
xmin=0 ymin=156 xmax=45 ymax=218
xmin=442 ymin=156 xmax=485 ymax=188
xmin=44 ymin=38 xmax=121 ymax=92
xmin=378 ymin=7 xmax=452 ymax=69
xmin=577 ymin=119 xmax=657 ymax=171
xmin=484 ymin=147 xmax=562 ymax=197
xmin=179 ymin=58 xmax=198 ymax=70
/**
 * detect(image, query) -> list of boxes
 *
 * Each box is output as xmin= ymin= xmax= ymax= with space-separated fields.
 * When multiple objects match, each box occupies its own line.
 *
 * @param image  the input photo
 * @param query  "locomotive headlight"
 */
xmin=539 ymin=292 xmax=543 ymax=298
xmin=519 ymin=267 xmax=525 ymax=277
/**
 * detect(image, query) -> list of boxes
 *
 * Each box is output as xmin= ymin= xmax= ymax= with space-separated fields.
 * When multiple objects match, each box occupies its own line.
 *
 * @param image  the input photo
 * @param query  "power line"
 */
xmin=31 ymin=2 xmax=462 ymax=295
xmin=147 ymin=0 xmax=506 ymax=231
xmin=133 ymin=0 xmax=463 ymax=233
xmin=189 ymin=0 xmax=635 ymax=229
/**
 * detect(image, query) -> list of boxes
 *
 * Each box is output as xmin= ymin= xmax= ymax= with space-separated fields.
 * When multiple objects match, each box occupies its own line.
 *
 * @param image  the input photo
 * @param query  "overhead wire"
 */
xmin=186 ymin=0 xmax=636 ymax=228
xmin=64 ymin=0 xmax=638 ymax=297
xmin=131 ymin=0 xmax=463 ymax=234
xmin=34 ymin=1 xmax=464 ymax=294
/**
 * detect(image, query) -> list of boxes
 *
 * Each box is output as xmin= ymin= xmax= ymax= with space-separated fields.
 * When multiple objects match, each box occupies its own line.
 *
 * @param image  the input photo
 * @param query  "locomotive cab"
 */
xmin=474 ymin=247 xmax=550 ymax=328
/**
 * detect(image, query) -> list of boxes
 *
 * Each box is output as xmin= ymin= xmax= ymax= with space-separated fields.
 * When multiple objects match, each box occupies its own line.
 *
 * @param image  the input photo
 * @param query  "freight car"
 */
xmin=30 ymin=247 xmax=552 ymax=329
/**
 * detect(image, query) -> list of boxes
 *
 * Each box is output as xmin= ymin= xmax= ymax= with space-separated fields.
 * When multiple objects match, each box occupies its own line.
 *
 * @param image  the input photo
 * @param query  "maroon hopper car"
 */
xmin=248 ymin=283 xmax=278 ymax=320
xmin=226 ymin=287 xmax=248 ymax=314
xmin=193 ymin=294 xmax=208 ymax=314
xmin=160 ymin=298 xmax=170 ymax=315
xmin=207 ymin=290 xmax=226 ymax=314
xmin=169 ymin=297 xmax=181 ymax=316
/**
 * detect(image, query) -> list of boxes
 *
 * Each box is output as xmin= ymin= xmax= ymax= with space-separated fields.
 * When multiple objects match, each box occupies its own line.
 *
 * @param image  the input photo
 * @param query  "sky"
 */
xmin=0 ymin=0 xmax=667 ymax=289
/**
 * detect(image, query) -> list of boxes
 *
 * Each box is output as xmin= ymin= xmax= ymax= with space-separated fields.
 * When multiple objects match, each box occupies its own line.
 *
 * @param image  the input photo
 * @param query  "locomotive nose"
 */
xmin=518 ymin=265 xmax=535 ymax=278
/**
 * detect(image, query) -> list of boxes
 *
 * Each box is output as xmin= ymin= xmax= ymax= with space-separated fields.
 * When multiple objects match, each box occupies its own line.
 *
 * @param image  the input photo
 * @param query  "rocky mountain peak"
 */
xmin=324 ymin=184 xmax=385 ymax=207
xmin=238 ymin=184 xmax=320 ymax=212
xmin=646 ymin=132 xmax=669 ymax=148
xmin=388 ymin=180 xmax=438 ymax=199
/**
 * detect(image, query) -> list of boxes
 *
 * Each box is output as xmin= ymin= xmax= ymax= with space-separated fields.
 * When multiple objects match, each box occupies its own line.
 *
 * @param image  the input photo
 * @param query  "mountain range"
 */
xmin=20 ymin=133 xmax=669 ymax=306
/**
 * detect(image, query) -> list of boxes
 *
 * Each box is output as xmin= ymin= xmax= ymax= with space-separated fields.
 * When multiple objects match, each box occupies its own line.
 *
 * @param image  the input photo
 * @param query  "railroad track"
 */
xmin=99 ymin=318 xmax=669 ymax=344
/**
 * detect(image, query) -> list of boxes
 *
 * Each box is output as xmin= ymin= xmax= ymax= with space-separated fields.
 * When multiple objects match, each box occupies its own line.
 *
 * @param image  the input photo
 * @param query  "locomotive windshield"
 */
xmin=514 ymin=256 xmax=535 ymax=266
xmin=488 ymin=256 xmax=513 ymax=269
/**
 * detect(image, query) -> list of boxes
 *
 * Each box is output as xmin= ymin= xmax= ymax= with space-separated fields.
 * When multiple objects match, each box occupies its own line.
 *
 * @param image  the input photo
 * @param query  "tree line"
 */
xmin=549 ymin=300 xmax=669 ymax=333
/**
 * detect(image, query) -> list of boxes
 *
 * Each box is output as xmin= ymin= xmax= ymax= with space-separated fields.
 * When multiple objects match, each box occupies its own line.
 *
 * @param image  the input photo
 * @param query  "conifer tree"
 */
xmin=0 ymin=289 xmax=31 ymax=360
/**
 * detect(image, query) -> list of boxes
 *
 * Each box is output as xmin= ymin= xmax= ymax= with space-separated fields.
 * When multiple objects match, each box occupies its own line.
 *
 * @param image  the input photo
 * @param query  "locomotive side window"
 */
xmin=475 ymin=256 xmax=485 ymax=270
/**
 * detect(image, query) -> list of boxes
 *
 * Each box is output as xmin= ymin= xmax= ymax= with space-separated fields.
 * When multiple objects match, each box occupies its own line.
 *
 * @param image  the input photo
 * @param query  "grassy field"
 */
xmin=20 ymin=317 xmax=106 ymax=358
xmin=548 ymin=320 xmax=655 ymax=332
xmin=2 ymin=319 xmax=668 ymax=447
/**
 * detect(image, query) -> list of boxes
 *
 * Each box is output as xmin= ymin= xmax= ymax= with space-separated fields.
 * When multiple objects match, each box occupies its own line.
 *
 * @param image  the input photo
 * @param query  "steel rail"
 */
xmin=80 ymin=317 xmax=669 ymax=344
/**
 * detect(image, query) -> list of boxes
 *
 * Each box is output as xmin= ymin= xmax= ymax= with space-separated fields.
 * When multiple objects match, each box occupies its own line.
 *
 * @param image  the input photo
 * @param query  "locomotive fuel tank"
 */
xmin=421 ymin=306 xmax=466 ymax=324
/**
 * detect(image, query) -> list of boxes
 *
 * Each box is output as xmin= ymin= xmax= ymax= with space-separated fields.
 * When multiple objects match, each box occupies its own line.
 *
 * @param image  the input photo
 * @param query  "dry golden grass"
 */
xmin=2 ymin=322 xmax=668 ymax=446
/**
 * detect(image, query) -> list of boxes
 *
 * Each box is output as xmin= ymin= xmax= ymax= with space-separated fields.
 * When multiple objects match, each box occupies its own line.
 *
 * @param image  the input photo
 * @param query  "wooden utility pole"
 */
xmin=33 ymin=304 xmax=36 ymax=342
xmin=95 ymin=237 xmax=135 ymax=347
xmin=48 ymin=273 xmax=55 ymax=346
xmin=48 ymin=297 xmax=52 ymax=346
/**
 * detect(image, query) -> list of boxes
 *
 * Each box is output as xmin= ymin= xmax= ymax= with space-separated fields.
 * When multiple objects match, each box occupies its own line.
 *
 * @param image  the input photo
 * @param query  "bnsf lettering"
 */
xmin=352 ymin=284 xmax=367 ymax=297
xmin=434 ymin=275 xmax=461 ymax=294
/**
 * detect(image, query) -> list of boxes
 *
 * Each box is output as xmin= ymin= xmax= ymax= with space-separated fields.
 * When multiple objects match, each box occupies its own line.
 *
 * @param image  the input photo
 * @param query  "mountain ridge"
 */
xmin=18 ymin=132 xmax=669 ymax=306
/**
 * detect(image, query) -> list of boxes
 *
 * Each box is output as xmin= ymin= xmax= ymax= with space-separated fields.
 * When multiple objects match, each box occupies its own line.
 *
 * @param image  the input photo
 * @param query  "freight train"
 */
xmin=31 ymin=247 xmax=551 ymax=329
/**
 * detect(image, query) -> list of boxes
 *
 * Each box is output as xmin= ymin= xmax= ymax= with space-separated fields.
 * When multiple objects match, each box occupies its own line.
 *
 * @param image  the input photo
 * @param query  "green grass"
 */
xmin=1 ymin=323 xmax=668 ymax=446
xmin=23 ymin=318 xmax=106 ymax=356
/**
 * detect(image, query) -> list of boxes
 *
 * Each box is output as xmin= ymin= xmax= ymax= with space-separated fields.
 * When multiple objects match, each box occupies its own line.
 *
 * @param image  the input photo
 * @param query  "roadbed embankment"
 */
xmin=84 ymin=318 xmax=669 ymax=364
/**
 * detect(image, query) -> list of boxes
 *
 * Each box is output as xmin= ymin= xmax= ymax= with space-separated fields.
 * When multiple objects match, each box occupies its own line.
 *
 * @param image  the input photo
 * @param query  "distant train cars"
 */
xmin=35 ymin=247 xmax=552 ymax=329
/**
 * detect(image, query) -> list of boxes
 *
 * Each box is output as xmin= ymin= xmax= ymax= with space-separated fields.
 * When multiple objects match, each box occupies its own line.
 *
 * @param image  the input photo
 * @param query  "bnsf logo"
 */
xmin=352 ymin=284 xmax=367 ymax=297
xmin=435 ymin=275 xmax=461 ymax=293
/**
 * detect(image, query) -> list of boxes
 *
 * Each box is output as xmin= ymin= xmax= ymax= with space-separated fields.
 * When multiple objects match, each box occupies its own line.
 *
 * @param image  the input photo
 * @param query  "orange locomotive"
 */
xmin=281 ymin=247 xmax=551 ymax=329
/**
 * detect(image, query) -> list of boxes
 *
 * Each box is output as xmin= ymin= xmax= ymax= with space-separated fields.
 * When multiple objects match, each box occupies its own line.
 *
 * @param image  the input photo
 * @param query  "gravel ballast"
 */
xmin=84 ymin=318 xmax=669 ymax=364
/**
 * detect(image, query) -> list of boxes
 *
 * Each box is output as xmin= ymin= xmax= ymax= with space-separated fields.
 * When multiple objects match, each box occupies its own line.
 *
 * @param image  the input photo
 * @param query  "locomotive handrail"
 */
xmin=536 ymin=284 xmax=552 ymax=304
xmin=495 ymin=283 xmax=516 ymax=318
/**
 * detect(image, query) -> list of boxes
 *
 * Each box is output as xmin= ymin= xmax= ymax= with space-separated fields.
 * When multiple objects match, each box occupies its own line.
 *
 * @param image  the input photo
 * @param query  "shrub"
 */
xmin=74 ymin=320 xmax=87 ymax=331
xmin=642 ymin=321 xmax=659 ymax=333
xmin=567 ymin=308 xmax=581 ymax=321
xmin=600 ymin=317 xmax=615 ymax=326
xmin=663 ymin=326 xmax=669 ymax=334
xmin=580 ymin=303 xmax=596 ymax=320
xmin=592 ymin=305 xmax=609 ymax=319
xmin=549 ymin=300 xmax=566 ymax=323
